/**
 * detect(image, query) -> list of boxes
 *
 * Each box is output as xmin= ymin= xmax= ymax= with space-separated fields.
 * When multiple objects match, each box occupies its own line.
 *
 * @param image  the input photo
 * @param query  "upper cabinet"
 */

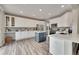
xmin=6 ymin=16 xmax=9 ymax=26
xmin=6 ymin=16 xmax=15 ymax=27
xmin=5 ymin=15 xmax=45 ymax=27
xmin=11 ymin=17 xmax=15 ymax=26
xmin=58 ymin=12 xmax=72 ymax=27
xmin=49 ymin=12 xmax=72 ymax=27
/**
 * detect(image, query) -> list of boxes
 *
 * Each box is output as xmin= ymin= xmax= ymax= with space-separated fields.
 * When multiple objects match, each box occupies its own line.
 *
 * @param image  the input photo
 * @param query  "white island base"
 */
xmin=15 ymin=31 xmax=36 ymax=41
xmin=48 ymin=34 xmax=79 ymax=55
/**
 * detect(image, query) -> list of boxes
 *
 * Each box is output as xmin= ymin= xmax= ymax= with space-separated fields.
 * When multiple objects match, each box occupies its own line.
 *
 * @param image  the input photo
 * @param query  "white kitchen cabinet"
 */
xmin=49 ymin=36 xmax=64 ymax=55
xmin=15 ymin=31 xmax=36 ymax=40
xmin=5 ymin=15 xmax=45 ymax=27
xmin=49 ymin=12 xmax=72 ymax=27
xmin=58 ymin=12 xmax=72 ymax=27
xmin=22 ymin=32 xmax=27 ymax=39
xmin=64 ymin=40 xmax=72 ymax=55
xmin=5 ymin=15 xmax=15 ymax=27
xmin=49 ymin=36 xmax=73 ymax=55
xmin=15 ymin=17 xmax=45 ymax=27
xmin=15 ymin=32 xmax=21 ymax=40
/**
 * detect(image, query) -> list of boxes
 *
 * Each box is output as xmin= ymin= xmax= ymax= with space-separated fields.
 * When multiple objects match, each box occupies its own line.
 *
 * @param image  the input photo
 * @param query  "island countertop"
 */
xmin=48 ymin=34 xmax=79 ymax=43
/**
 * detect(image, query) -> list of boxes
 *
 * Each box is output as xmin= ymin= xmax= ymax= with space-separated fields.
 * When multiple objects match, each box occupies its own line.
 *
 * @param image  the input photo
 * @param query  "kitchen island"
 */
xmin=5 ymin=31 xmax=36 ymax=41
xmin=48 ymin=34 xmax=79 ymax=55
xmin=15 ymin=31 xmax=36 ymax=40
xmin=5 ymin=31 xmax=45 ymax=41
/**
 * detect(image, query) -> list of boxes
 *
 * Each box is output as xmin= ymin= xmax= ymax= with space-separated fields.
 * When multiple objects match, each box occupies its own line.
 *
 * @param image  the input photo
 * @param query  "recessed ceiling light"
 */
xmin=61 ymin=5 xmax=65 ymax=8
xmin=20 ymin=11 xmax=23 ymax=13
xmin=39 ymin=9 xmax=42 ymax=11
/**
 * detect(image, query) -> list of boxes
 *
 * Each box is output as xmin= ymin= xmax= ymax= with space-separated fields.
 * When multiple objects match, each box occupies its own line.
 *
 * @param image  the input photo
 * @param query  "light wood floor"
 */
xmin=0 ymin=38 xmax=49 ymax=55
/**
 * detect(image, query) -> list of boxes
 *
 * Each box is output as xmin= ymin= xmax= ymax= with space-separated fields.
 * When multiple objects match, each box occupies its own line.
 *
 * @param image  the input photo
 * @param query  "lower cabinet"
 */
xmin=15 ymin=32 xmax=21 ymax=40
xmin=15 ymin=31 xmax=35 ymax=40
xmin=49 ymin=36 xmax=72 ymax=55
xmin=49 ymin=37 xmax=64 ymax=55
xmin=64 ymin=40 xmax=72 ymax=55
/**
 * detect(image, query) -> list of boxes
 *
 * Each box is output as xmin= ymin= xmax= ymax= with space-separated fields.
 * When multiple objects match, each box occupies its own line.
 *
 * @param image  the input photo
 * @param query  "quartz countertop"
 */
xmin=5 ymin=32 xmax=15 ymax=33
xmin=48 ymin=34 xmax=79 ymax=43
xmin=35 ymin=31 xmax=46 ymax=33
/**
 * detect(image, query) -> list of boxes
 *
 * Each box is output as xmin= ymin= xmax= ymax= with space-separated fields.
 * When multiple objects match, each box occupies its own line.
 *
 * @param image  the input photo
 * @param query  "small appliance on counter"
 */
xmin=56 ymin=27 xmax=72 ymax=34
xmin=68 ymin=28 xmax=72 ymax=34
xmin=35 ymin=31 xmax=46 ymax=42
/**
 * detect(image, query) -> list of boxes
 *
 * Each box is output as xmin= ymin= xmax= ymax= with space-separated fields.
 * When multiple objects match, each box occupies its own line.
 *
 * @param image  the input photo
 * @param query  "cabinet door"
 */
xmin=6 ymin=16 xmax=11 ymax=27
xmin=64 ymin=40 xmax=72 ymax=55
xmin=23 ymin=32 xmax=28 ymax=39
xmin=11 ymin=17 xmax=15 ymax=26
xmin=58 ymin=12 xmax=72 ymax=27
xmin=49 ymin=37 xmax=64 ymax=55
xmin=58 ymin=16 xmax=68 ymax=27
xmin=6 ymin=16 xmax=10 ymax=27
xmin=49 ymin=37 xmax=55 ymax=54
xmin=15 ymin=32 xmax=21 ymax=40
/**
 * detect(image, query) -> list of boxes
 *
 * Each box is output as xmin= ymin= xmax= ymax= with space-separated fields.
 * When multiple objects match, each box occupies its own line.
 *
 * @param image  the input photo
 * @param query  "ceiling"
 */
xmin=1 ymin=4 xmax=79 ymax=20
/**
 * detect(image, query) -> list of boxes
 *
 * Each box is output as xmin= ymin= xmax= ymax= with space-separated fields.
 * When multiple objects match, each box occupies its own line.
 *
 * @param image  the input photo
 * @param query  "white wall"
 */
xmin=0 ymin=7 xmax=5 ymax=46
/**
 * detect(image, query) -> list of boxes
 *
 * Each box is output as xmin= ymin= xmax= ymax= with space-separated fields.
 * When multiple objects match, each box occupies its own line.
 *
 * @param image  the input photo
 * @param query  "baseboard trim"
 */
xmin=15 ymin=37 xmax=35 ymax=41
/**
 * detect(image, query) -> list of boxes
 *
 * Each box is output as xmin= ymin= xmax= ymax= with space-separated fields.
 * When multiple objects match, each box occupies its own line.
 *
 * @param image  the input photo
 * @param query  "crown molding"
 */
xmin=48 ymin=10 xmax=72 ymax=20
xmin=5 ymin=12 xmax=45 ymax=21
